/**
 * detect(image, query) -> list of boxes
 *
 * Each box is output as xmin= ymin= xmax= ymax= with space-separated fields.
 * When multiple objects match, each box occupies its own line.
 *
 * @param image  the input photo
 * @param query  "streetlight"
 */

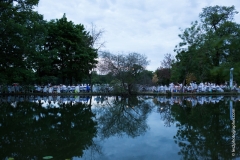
xmin=230 ymin=68 xmax=234 ymax=90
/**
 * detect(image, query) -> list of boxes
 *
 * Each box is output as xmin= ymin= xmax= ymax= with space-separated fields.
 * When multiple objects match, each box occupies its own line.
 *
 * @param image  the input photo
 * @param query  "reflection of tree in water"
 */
xmin=0 ymin=100 xmax=97 ymax=159
xmin=95 ymin=96 xmax=152 ymax=138
xmin=171 ymin=99 xmax=240 ymax=160
xmin=153 ymin=96 xmax=176 ymax=127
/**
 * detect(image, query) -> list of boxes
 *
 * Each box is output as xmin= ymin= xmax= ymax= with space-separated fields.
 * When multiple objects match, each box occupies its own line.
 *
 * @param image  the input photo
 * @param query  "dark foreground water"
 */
xmin=0 ymin=95 xmax=239 ymax=160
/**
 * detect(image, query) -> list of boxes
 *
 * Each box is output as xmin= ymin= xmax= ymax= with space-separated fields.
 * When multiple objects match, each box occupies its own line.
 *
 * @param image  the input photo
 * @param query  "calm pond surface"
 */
xmin=0 ymin=95 xmax=239 ymax=160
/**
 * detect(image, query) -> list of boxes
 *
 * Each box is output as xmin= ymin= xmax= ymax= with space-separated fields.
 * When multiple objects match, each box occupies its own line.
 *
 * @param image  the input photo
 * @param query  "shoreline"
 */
xmin=0 ymin=91 xmax=239 ymax=96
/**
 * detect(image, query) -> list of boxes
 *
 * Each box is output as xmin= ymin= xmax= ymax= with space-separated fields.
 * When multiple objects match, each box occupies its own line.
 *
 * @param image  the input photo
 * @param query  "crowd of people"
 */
xmin=141 ymin=82 xmax=239 ymax=93
xmin=0 ymin=83 xmax=91 ymax=94
xmin=34 ymin=84 xmax=91 ymax=93
xmin=0 ymin=81 xmax=239 ymax=94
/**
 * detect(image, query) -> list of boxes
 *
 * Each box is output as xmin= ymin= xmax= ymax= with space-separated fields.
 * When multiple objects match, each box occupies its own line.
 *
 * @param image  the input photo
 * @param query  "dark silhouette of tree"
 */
xmin=172 ymin=5 xmax=240 ymax=84
xmin=95 ymin=95 xmax=152 ymax=138
xmin=0 ymin=100 xmax=97 ymax=159
xmin=171 ymin=98 xmax=240 ymax=159
xmin=45 ymin=14 xmax=98 ymax=85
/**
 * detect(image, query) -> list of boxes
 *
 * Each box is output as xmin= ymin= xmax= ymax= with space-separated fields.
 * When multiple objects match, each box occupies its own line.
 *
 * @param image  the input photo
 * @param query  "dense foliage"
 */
xmin=171 ymin=5 xmax=240 ymax=85
xmin=155 ymin=53 xmax=175 ymax=85
xmin=0 ymin=0 xmax=98 ymax=85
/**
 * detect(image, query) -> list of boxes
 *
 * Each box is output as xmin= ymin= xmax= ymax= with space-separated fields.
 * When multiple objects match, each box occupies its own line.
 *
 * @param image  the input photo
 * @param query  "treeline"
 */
xmin=156 ymin=5 xmax=240 ymax=85
xmin=1 ymin=2 xmax=240 ymax=91
xmin=0 ymin=0 xmax=97 ymax=85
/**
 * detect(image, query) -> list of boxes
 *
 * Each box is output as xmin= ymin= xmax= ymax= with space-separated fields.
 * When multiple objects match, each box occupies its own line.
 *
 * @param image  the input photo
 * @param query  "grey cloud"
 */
xmin=36 ymin=0 xmax=240 ymax=71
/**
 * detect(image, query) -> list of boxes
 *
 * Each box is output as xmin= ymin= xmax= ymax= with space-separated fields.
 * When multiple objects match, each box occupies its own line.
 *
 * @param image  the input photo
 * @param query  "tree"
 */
xmin=89 ymin=23 xmax=105 ymax=52
xmin=0 ymin=0 xmax=46 ymax=84
xmin=98 ymin=51 xmax=149 ymax=94
xmin=0 ymin=1 xmax=104 ymax=86
xmin=44 ymin=14 xmax=98 ymax=85
xmin=156 ymin=53 xmax=175 ymax=85
xmin=172 ymin=20 xmax=212 ymax=84
xmin=161 ymin=53 xmax=175 ymax=69
xmin=137 ymin=70 xmax=153 ymax=86
xmin=88 ymin=23 xmax=105 ymax=91
xmin=91 ymin=71 xmax=113 ymax=84
xmin=172 ymin=5 xmax=240 ymax=84
xmin=156 ymin=67 xmax=171 ymax=85
xmin=152 ymin=73 xmax=158 ymax=85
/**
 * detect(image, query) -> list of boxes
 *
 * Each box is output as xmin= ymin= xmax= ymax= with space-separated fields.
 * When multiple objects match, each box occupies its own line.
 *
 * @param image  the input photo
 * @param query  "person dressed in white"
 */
xmin=48 ymin=86 xmax=53 ymax=93
xmin=11 ymin=85 xmax=15 ymax=93
xmin=194 ymin=82 xmax=198 ymax=92
xmin=43 ymin=86 xmax=48 ymax=93
xmin=61 ymin=85 xmax=67 ymax=93
xmin=75 ymin=85 xmax=79 ymax=93
xmin=57 ymin=86 xmax=61 ymax=93
xmin=164 ymin=85 xmax=168 ymax=93
xmin=67 ymin=85 xmax=71 ymax=93
xmin=169 ymin=83 xmax=174 ymax=92
xmin=199 ymin=82 xmax=204 ymax=92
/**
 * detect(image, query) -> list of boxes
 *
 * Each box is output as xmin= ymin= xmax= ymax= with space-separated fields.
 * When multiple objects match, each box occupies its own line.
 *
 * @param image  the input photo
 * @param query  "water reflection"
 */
xmin=95 ymin=96 xmax=152 ymax=138
xmin=0 ymin=98 xmax=97 ymax=159
xmin=1 ymin=95 xmax=240 ymax=108
xmin=153 ymin=96 xmax=240 ymax=160
xmin=0 ymin=95 xmax=239 ymax=159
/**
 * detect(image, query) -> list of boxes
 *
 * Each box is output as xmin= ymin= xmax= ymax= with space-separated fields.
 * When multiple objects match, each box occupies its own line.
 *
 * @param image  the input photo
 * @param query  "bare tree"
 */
xmin=160 ymin=53 xmax=175 ymax=69
xmin=87 ymin=23 xmax=105 ymax=92
xmin=156 ymin=53 xmax=175 ymax=85
xmin=98 ymin=51 xmax=149 ymax=94
xmin=89 ymin=23 xmax=105 ymax=51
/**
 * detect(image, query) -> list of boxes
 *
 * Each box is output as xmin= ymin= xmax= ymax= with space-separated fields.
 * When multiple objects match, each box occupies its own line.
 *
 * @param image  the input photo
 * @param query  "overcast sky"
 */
xmin=36 ymin=0 xmax=240 ymax=71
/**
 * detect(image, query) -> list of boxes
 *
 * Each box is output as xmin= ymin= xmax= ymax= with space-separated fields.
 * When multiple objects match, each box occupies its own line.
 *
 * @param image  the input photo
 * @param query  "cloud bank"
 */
xmin=36 ymin=0 xmax=240 ymax=71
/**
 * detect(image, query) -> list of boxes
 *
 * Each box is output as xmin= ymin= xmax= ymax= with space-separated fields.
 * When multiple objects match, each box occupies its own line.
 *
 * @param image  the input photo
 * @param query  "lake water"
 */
xmin=0 ymin=95 xmax=239 ymax=160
